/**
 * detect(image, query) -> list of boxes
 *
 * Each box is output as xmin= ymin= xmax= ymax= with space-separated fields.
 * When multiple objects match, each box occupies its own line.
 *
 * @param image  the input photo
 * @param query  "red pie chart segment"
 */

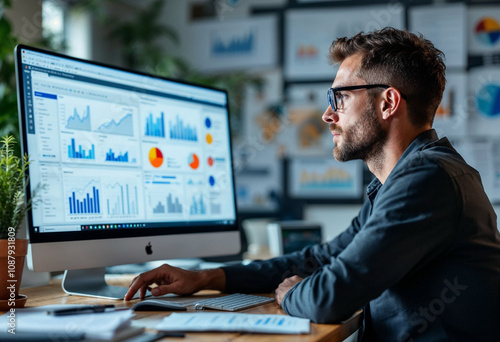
xmin=189 ymin=153 xmax=199 ymax=169
xmin=149 ymin=147 xmax=163 ymax=168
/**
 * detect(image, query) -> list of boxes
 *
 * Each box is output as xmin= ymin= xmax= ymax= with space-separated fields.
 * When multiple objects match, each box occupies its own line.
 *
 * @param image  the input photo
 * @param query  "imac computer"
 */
xmin=15 ymin=45 xmax=241 ymax=299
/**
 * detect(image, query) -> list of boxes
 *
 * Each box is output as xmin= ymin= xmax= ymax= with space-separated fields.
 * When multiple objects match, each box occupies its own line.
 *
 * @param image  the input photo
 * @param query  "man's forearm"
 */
xmin=199 ymin=268 xmax=226 ymax=292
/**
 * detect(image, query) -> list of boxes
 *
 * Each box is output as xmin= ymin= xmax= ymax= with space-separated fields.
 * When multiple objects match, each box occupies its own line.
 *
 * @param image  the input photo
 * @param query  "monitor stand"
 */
xmin=62 ymin=267 xmax=138 ymax=300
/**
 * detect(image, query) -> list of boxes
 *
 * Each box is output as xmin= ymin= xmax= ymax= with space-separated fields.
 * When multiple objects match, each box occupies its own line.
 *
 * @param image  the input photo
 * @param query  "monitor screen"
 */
xmin=15 ymin=45 xmax=240 ymax=298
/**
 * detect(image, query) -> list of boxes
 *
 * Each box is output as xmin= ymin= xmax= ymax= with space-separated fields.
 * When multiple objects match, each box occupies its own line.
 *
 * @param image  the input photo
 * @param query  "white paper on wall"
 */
xmin=468 ymin=6 xmax=500 ymax=55
xmin=409 ymin=3 xmax=467 ymax=69
xmin=284 ymin=5 xmax=404 ymax=81
xmin=188 ymin=15 xmax=278 ymax=72
xmin=284 ymin=83 xmax=333 ymax=155
xmin=433 ymin=71 xmax=468 ymax=139
xmin=468 ymin=66 xmax=500 ymax=137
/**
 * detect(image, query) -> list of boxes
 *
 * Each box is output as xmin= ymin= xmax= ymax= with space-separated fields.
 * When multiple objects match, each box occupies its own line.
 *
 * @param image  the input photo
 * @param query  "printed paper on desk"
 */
xmin=156 ymin=312 xmax=310 ymax=334
xmin=1 ymin=304 xmax=134 ymax=340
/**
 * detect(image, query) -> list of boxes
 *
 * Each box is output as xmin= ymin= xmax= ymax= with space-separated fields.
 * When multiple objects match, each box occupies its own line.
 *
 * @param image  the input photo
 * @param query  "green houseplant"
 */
xmin=0 ymin=135 xmax=30 ymax=309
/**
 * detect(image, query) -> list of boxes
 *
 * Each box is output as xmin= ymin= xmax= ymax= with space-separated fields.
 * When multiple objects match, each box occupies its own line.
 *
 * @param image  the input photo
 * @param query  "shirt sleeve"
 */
xmin=281 ymin=159 xmax=460 ymax=323
xmin=222 ymin=201 xmax=369 ymax=294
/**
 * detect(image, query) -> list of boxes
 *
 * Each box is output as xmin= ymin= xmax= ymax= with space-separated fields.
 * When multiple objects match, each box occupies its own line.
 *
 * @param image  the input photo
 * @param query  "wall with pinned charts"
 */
xmin=192 ymin=0 xmax=500 ymax=218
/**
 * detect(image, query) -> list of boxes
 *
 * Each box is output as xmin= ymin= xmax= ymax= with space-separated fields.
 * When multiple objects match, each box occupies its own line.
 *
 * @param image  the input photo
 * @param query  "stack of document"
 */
xmin=156 ymin=312 xmax=311 ymax=334
xmin=1 ymin=304 xmax=142 ymax=341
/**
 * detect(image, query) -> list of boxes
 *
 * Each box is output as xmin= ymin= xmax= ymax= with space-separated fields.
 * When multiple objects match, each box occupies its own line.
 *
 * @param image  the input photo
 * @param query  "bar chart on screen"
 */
xmin=145 ymin=174 xmax=185 ymax=219
xmin=169 ymin=115 xmax=198 ymax=142
xmin=103 ymin=178 xmax=143 ymax=219
xmin=66 ymin=137 xmax=96 ymax=160
xmin=65 ymin=178 xmax=102 ymax=217
xmin=144 ymin=111 xmax=166 ymax=138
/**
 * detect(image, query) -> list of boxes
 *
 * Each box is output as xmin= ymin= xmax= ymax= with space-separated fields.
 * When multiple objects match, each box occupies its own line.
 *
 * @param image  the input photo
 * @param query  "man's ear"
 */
xmin=380 ymin=88 xmax=403 ymax=120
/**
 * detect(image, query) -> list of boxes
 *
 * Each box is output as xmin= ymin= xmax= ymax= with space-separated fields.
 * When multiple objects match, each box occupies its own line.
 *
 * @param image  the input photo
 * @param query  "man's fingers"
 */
xmin=125 ymin=269 xmax=163 ymax=300
xmin=125 ymin=265 xmax=185 ymax=301
xmin=150 ymin=284 xmax=177 ymax=296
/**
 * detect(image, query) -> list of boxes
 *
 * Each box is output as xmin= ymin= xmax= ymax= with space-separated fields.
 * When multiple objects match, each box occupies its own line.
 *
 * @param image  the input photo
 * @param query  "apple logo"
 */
xmin=145 ymin=242 xmax=153 ymax=255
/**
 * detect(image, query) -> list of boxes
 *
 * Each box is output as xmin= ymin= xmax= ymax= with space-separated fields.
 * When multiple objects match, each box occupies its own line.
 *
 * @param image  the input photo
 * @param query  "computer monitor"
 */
xmin=15 ymin=45 xmax=241 ymax=299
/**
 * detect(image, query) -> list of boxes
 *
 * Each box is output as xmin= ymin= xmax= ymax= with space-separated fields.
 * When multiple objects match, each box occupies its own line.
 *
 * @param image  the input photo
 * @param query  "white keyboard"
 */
xmin=193 ymin=293 xmax=275 ymax=311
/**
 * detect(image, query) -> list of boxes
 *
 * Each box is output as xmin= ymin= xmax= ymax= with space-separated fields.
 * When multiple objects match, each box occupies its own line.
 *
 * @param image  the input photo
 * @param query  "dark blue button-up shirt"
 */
xmin=223 ymin=129 xmax=500 ymax=341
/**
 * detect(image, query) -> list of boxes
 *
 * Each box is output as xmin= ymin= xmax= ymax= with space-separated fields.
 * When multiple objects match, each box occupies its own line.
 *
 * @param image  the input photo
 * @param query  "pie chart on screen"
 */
xmin=475 ymin=17 xmax=500 ymax=46
xmin=188 ymin=153 xmax=199 ymax=169
xmin=149 ymin=147 xmax=163 ymax=168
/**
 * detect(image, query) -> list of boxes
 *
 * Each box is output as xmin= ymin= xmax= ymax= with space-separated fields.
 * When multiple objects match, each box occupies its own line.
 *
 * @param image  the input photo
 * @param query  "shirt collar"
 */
xmin=396 ymin=129 xmax=439 ymax=162
xmin=365 ymin=129 xmax=439 ymax=201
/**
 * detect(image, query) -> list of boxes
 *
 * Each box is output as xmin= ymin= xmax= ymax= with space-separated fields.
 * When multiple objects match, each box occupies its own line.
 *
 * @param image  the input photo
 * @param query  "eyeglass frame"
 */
xmin=327 ymin=84 xmax=407 ymax=112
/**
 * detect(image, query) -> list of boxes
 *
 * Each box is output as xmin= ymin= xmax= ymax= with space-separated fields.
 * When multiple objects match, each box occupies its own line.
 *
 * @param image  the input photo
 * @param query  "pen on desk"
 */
xmin=46 ymin=305 xmax=129 ymax=316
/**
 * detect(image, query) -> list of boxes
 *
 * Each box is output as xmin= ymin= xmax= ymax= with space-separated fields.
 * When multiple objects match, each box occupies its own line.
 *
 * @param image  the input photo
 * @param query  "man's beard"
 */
xmin=333 ymin=99 xmax=388 ymax=163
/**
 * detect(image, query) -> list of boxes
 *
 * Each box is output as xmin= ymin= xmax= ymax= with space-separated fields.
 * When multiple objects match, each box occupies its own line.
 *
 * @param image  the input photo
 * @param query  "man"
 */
xmin=126 ymin=28 xmax=500 ymax=341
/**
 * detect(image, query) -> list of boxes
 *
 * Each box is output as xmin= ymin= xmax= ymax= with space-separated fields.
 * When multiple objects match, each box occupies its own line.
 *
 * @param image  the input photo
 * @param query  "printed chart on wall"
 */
xmin=409 ymin=3 xmax=467 ymax=69
xmin=432 ymin=72 xmax=468 ymax=138
xmin=284 ymin=83 xmax=333 ymax=154
xmin=288 ymin=157 xmax=363 ymax=200
xmin=241 ymin=70 xmax=283 ymax=144
xmin=468 ymin=67 xmax=500 ymax=137
xmin=188 ymin=15 xmax=277 ymax=72
xmin=233 ymin=145 xmax=281 ymax=213
xmin=284 ymin=5 xmax=404 ymax=81
xmin=468 ymin=6 xmax=500 ymax=55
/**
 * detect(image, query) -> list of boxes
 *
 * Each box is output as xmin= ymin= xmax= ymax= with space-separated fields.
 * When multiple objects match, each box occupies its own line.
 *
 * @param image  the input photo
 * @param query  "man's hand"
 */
xmin=275 ymin=275 xmax=303 ymax=305
xmin=124 ymin=264 xmax=226 ymax=301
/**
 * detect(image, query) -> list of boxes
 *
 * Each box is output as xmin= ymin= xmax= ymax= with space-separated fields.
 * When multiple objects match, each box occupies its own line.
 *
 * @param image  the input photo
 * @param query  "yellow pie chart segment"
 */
xmin=149 ymin=147 xmax=163 ymax=168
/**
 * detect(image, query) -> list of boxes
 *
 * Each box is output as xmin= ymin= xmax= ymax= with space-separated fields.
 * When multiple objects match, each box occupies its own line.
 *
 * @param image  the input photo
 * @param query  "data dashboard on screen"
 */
xmin=17 ymin=46 xmax=237 ymax=240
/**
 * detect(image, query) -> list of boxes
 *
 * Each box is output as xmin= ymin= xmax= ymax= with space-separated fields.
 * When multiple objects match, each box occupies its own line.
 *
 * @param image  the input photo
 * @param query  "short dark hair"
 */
xmin=329 ymin=27 xmax=446 ymax=127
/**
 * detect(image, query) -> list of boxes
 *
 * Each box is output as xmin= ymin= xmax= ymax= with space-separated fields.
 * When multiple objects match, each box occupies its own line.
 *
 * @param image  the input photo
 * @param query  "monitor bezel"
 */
xmin=15 ymin=44 xmax=240 ymax=245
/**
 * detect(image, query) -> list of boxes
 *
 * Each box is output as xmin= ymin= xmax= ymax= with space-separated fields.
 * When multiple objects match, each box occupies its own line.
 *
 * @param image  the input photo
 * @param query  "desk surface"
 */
xmin=12 ymin=275 xmax=362 ymax=342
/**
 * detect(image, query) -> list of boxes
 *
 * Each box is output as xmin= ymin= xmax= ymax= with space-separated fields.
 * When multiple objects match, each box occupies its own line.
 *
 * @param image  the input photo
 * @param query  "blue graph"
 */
xmin=66 ymin=106 xmax=91 ymax=131
xmin=189 ymin=194 xmax=206 ymax=215
xmin=105 ymin=148 xmax=135 ymax=163
xmin=68 ymin=185 xmax=100 ymax=214
xmin=68 ymin=138 xmax=95 ymax=159
xmin=167 ymin=193 xmax=183 ymax=213
xmin=477 ymin=84 xmax=500 ymax=118
xmin=145 ymin=112 xmax=165 ymax=137
xmin=106 ymin=182 xmax=139 ymax=216
xmin=97 ymin=113 xmax=134 ymax=136
xmin=212 ymin=31 xmax=254 ymax=55
xmin=169 ymin=116 xmax=197 ymax=141
xmin=151 ymin=192 xmax=182 ymax=214
xmin=153 ymin=201 xmax=166 ymax=214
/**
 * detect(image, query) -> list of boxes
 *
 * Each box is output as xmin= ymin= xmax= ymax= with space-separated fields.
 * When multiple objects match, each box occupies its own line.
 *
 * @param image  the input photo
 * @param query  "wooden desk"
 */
xmin=12 ymin=275 xmax=362 ymax=341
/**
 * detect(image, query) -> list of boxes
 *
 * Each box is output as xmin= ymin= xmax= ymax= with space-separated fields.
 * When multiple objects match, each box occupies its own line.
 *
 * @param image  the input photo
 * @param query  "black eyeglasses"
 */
xmin=327 ymin=84 xmax=407 ymax=112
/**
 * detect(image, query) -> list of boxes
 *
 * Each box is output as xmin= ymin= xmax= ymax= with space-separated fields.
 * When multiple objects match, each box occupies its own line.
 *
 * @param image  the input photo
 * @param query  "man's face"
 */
xmin=322 ymin=54 xmax=388 ymax=162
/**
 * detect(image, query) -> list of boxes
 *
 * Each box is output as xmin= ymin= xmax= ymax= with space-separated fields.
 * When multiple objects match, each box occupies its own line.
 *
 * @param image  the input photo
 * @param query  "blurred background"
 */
xmin=2 ymin=0 xmax=500 ymax=254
